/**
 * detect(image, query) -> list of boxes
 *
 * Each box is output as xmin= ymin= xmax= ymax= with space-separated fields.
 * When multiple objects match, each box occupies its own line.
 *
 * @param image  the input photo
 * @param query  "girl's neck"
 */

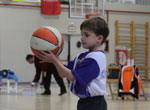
xmin=89 ymin=46 xmax=103 ymax=52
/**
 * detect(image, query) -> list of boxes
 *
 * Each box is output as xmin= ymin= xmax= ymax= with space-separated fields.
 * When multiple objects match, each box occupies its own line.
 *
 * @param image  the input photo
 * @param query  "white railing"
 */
xmin=106 ymin=0 xmax=150 ymax=5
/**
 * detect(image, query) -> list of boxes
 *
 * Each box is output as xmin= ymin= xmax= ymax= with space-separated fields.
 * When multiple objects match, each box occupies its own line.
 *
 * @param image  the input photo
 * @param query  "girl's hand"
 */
xmin=37 ymin=50 xmax=75 ymax=81
xmin=36 ymin=50 xmax=57 ymax=63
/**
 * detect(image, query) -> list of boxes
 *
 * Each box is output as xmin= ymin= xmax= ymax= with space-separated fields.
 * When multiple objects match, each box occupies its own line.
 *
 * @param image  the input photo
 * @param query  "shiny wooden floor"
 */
xmin=0 ymin=82 xmax=150 ymax=110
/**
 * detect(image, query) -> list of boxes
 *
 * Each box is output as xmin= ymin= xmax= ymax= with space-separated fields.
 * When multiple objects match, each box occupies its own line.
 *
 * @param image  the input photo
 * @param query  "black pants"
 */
xmin=77 ymin=96 xmax=107 ymax=110
xmin=42 ymin=64 xmax=66 ymax=93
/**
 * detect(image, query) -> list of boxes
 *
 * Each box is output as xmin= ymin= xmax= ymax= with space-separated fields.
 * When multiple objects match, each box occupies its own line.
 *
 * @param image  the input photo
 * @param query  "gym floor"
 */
xmin=0 ymin=81 xmax=150 ymax=110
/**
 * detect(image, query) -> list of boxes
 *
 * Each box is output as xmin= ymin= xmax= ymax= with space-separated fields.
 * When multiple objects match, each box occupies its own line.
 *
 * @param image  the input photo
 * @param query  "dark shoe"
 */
xmin=59 ymin=91 xmax=67 ymax=96
xmin=41 ymin=91 xmax=51 ymax=95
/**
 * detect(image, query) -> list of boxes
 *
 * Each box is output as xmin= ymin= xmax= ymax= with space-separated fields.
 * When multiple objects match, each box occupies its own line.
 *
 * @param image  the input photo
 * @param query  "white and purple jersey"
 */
xmin=66 ymin=51 xmax=107 ymax=98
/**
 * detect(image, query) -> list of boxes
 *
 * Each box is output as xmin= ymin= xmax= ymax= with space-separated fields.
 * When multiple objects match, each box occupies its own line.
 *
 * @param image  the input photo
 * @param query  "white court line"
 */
xmin=0 ymin=108 xmax=8 ymax=110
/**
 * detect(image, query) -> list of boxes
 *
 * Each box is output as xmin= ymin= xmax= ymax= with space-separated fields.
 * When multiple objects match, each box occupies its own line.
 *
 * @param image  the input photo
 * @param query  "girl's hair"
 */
xmin=80 ymin=17 xmax=109 ymax=44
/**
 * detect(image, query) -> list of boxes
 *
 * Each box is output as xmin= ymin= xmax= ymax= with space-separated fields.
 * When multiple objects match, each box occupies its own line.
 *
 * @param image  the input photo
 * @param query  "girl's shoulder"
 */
xmin=77 ymin=51 xmax=105 ymax=62
xmin=86 ymin=51 xmax=105 ymax=58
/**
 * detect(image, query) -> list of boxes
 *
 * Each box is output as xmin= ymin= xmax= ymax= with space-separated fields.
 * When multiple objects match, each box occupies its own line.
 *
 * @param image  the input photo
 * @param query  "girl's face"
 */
xmin=81 ymin=28 xmax=103 ymax=51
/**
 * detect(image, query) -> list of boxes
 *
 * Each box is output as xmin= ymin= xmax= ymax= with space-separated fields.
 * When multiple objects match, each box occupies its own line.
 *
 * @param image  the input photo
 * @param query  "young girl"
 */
xmin=37 ymin=17 xmax=109 ymax=110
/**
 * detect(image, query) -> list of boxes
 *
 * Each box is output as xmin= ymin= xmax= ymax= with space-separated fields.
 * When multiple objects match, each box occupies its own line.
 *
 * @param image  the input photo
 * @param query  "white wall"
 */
xmin=0 ymin=3 xmax=150 ymax=82
xmin=0 ymin=5 xmax=84 ymax=82
xmin=0 ymin=6 xmax=41 ymax=82
xmin=70 ymin=35 xmax=86 ymax=60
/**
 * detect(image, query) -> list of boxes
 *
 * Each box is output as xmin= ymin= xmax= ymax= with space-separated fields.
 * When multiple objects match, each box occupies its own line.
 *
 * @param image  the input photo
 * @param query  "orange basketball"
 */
xmin=30 ymin=26 xmax=64 ymax=56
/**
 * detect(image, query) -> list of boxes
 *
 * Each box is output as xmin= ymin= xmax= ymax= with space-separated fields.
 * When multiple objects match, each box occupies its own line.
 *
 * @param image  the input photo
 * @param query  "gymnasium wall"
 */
xmin=0 ymin=3 xmax=150 ymax=82
xmin=0 ymin=5 xmax=85 ymax=82
xmin=106 ymin=3 xmax=150 ymax=80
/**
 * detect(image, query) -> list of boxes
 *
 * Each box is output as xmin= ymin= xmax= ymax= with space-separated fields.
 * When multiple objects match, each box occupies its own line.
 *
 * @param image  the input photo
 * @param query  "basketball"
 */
xmin=30 ymin=26 xmax=64 ymax=56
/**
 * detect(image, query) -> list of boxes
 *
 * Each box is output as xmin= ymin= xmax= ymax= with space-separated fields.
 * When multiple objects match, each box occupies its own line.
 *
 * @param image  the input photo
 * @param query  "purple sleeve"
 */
xmin=72 ymin=58 xmax=100 ymax=86
xmin=65 ymin=59 xmax=75 ymax=70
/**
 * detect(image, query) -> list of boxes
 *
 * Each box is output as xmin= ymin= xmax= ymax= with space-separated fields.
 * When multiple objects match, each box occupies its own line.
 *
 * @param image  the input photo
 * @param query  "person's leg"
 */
xmin=42 ymin=71 xmax=51 ymax=95
xmin=50 ymin=64 xmax=67 ymax=96
xmin=53 ymin=72 xmax=67 ymax=96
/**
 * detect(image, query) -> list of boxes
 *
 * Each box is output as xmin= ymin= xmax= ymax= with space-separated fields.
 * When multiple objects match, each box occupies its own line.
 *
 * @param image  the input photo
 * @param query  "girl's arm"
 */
xmin=37 ymin=50 xmax=76 ymax=81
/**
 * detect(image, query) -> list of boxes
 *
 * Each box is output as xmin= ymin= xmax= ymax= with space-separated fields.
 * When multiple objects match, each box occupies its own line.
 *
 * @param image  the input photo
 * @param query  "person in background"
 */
xmin=26 ymin=54 xmax=67 ymax=96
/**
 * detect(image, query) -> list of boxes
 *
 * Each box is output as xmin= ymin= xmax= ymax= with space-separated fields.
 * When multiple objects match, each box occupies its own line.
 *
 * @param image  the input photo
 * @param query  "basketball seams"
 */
xmin=33 ymin=28 xmax=58 ymax=45
xmin=31 ymin=26 xmax=64 ymax=56
xmin=32 ymin=35 xmax=57 ymax=46
xmin=31 ymin=36 xmax=57 ymax=50
xmin=43 ymin=27 xmax=59 ymax=46
xmin=43 ymin=26 xmax=62 ymax=47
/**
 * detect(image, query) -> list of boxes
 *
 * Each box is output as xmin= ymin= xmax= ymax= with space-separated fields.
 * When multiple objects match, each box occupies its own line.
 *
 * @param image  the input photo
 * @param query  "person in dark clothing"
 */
xmin=26 ymin=54 xmax=67 ymax=96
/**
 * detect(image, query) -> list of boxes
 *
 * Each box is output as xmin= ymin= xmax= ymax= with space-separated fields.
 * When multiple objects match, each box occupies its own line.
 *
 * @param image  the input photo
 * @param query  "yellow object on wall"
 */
xmin=12 ymin=0 xmax=41 ymax=3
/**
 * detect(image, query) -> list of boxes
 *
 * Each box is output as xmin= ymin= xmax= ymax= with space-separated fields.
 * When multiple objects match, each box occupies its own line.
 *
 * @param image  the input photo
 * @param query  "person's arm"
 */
xmin=32 ymin=68 xmax=41 ymax=83
xmin=36 ymin=50 xmax=76 ymax=81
